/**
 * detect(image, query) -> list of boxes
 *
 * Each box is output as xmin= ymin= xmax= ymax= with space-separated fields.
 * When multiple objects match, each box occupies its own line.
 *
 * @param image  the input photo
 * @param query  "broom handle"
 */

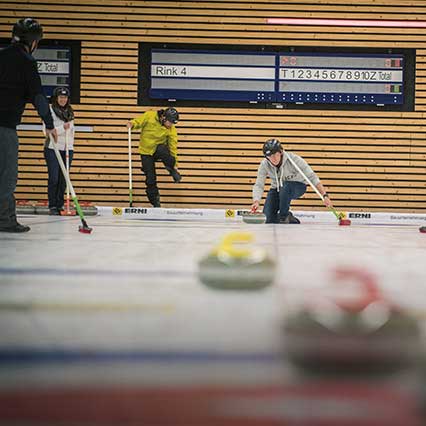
xmin=50 ymin=136 xmax=85 ymax=220
xmin=284 ymin=152 xmax=341 ymax=220
xmin=128 ymin=127 xmax=133 ymax=206
xmin=284 ymin=152 xmax=324 ymax=201
xmin=65 ymin=128 xmax=70 ymax=211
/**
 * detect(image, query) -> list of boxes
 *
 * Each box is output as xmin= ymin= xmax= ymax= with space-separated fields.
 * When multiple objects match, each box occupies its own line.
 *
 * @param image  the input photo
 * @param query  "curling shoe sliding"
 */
xmin=49 ymin=207 xmax=61 ymax=215
xmin=0 ymin=222 xmax=30 ymax=233
xmin=280 ymin=211 xmax=300 ymax=224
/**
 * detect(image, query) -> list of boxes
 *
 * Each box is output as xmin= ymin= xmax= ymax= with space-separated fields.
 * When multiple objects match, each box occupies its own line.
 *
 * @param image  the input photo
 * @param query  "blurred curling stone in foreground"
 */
xmin=241 ymin=211 xmax=266 ymax=224
xmin=283 ymin=267 xmax=422 ymax=374
xmin=198 ymin=231 xmax=275 ymax=290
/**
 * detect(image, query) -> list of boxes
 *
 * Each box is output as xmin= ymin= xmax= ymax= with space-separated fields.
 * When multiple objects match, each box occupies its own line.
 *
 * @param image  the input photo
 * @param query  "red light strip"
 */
xmin=267 ymin=18 xmax=426 ymax=28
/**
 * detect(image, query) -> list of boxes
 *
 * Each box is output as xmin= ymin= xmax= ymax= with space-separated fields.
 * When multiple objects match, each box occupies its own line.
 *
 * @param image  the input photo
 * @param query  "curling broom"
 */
xmin=284 ymin=152 xmax=351 ymax=226
xmin=49 ymin=135 xmax=92 ymax=234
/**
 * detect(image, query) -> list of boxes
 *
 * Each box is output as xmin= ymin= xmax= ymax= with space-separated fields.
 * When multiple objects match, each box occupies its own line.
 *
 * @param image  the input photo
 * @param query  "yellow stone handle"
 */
xmin=212 ymin=231 xmax=254 ymax=259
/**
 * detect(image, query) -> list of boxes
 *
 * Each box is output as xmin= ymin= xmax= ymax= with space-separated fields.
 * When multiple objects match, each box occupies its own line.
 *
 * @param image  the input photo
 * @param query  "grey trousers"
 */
xmin=0 ymin=127 xmax=19 ymax=227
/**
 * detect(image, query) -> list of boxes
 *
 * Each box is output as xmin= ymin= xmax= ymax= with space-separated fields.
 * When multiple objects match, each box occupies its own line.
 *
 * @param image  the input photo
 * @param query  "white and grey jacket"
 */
xmin=252 ymin=151 xmax=320 ymax=202
xmin=43 ymin=106 xmax=75 ymax=151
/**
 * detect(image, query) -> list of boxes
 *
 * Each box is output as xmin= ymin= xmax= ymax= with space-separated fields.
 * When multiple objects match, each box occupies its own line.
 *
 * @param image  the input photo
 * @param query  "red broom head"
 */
xmin=79 ymin=225 xmax=93 ymax=234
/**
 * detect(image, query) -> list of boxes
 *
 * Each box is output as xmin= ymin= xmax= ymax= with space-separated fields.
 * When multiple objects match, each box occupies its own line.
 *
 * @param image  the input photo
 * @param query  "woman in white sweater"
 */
xmin=43 ymin=87 xmax=75 ymax=215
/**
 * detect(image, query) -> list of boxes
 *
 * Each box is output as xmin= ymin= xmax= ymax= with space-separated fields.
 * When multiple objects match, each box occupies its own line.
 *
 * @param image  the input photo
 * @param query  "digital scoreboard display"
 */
xmin=142 ymin=45 xmax=413 ymax=110
xmin=33 ymin=46 xmax=72 ymax=97
xmin=278 ymin=53 xmax=403 ymax=105
xmin=1 ymin=39 xmax=80 ymax=103
xmin=150 ymin=50 xmax=276 ymax=102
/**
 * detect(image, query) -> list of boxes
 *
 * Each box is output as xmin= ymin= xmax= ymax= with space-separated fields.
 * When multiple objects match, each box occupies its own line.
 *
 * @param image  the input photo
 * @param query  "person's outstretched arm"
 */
xmin=251 ymin=161 xmax=267 ymax=211
xmin=25 ymin=60 xmax=57 ymax=142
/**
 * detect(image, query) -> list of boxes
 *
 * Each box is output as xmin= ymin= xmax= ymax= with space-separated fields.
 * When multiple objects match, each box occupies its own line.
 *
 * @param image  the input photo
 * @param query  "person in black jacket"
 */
xmin=0 ymin=18 xmax=57 ymax=233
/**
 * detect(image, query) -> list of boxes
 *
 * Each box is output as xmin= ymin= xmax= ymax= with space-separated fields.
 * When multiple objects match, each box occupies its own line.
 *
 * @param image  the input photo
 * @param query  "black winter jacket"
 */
xmin=0 ymin=44 xmax=53 ymax=130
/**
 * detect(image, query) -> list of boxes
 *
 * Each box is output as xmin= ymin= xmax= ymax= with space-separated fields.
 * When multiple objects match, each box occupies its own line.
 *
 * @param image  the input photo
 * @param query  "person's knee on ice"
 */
xmin=251 ymin=138 xmax=333 ymax=224
xmin=278 ymin=181 xmax=306 ymax=223
xmin=263 ymin=188 xmax=280 ymax=223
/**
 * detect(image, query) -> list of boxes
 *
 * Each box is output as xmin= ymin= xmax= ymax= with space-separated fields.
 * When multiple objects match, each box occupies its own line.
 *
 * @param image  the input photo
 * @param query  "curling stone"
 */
xmin=81 ymin=203 xmax=98 ymax=216
xmin=283 ymin=302 xmax=421 ymax=374
xmin=283 ymin=267 xmax=420 ymax=374
xmin=34 ymin=200 xmax=50 ymax=215
xmin=16 ymin=200 xmax=36 ymax=215
xmin=420 ymin=226 xmax=426 ymax=233
xmin=198 ymin=231 xmax=275 ymax=290
xmin=241 ymin=211 xmax=266 ymax=224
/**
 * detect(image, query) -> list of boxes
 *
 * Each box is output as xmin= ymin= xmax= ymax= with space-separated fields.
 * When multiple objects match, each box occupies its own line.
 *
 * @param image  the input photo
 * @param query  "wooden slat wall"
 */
xmin=1 ymin=0 xmax=426 ymax=211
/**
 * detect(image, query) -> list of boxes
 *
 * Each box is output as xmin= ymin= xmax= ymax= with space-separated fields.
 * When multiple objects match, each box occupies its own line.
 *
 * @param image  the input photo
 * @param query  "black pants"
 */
xmin=44 ymin=147 xmax=74 ymax=210
xmin=141 ymin=144 xmax=175 ymax=206
xmin=0 ymin=127 xmax=19 ymax=227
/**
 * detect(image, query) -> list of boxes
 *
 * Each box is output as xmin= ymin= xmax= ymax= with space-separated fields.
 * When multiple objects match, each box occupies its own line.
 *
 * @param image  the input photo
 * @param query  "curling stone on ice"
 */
xmin=420 ymin=226 xmax=426 ymax=233
xmin=16 ymin=200 xmax=36 ymax=215
xmin=283 ymin=267 xmax=421 ymax=373
xmin=198 ymin=231 xmax=275 ymax=290
xmin=241 ymin=210 xmax=266 ymax=224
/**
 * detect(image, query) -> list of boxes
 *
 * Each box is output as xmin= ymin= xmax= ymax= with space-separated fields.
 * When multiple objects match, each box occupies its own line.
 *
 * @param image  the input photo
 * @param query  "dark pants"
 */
xmin=264 ymin=181 xmax=307 ymax=224
xmin=141 ymin=144 xmax=175 ymax=206
xmin=44 ymin=147 xmax=73 ymax=210
xmin=0 ymin=127 xmax=19 ymax=227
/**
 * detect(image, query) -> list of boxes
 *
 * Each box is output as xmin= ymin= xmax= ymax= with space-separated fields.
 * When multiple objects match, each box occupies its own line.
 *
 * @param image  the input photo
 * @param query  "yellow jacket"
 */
xmin=131 ymin=110 xmax=178 ymax=165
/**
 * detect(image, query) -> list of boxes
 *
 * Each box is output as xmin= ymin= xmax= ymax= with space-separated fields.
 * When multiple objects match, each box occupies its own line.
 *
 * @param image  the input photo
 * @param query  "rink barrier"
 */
xmin=96 ymin=206 xmax=426 ymax=226
xmin=16 ymin=201 xmax=98 ymax=216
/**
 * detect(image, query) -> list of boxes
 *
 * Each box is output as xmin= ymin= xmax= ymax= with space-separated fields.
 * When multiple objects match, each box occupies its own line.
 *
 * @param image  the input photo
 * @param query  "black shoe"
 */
xmin=280 ymin=211 xmax=300 ymax=224
xmin=288 ymin=211 xmax=300 ymax=224
xmin=49 ymin=207 xmax=60 ymax=215
xmin=0 ymin=223 xmax=30 ymax=233
xmin=151 ymin=196 xmax=161 ymax=208
xmin=169 ymin=168 xmax=182 ymax=183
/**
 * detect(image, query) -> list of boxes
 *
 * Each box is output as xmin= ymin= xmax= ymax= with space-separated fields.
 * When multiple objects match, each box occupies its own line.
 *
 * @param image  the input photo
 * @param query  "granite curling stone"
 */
xmin=241 ymin=211 xmax=266 ymax=224
xmin=198 ymin=231 xmax=275 ymax=290
xmin=285 ymin=302 xmax=420 ymax=373
xmin=283 ymin=297 xmax=421 ymax=374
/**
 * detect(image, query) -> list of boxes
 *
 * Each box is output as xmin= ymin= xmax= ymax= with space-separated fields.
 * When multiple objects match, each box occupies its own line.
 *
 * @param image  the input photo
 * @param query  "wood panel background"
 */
xmin=1 ymin=0 xmax=426 ymax=211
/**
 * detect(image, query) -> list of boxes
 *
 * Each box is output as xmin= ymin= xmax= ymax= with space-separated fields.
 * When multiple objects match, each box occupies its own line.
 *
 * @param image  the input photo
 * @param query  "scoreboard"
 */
xmin=141 ymin=45 xmax=413 ymax=109
xmin=1 ymin=39 xmax=80 ymax=103
xmin=150 ymin=50 xmax=276 ymax=102
xmin=278 ymin=53 xmax=403 ymax=105
xmin=33 ymin=46 xmax=72 ymax=97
